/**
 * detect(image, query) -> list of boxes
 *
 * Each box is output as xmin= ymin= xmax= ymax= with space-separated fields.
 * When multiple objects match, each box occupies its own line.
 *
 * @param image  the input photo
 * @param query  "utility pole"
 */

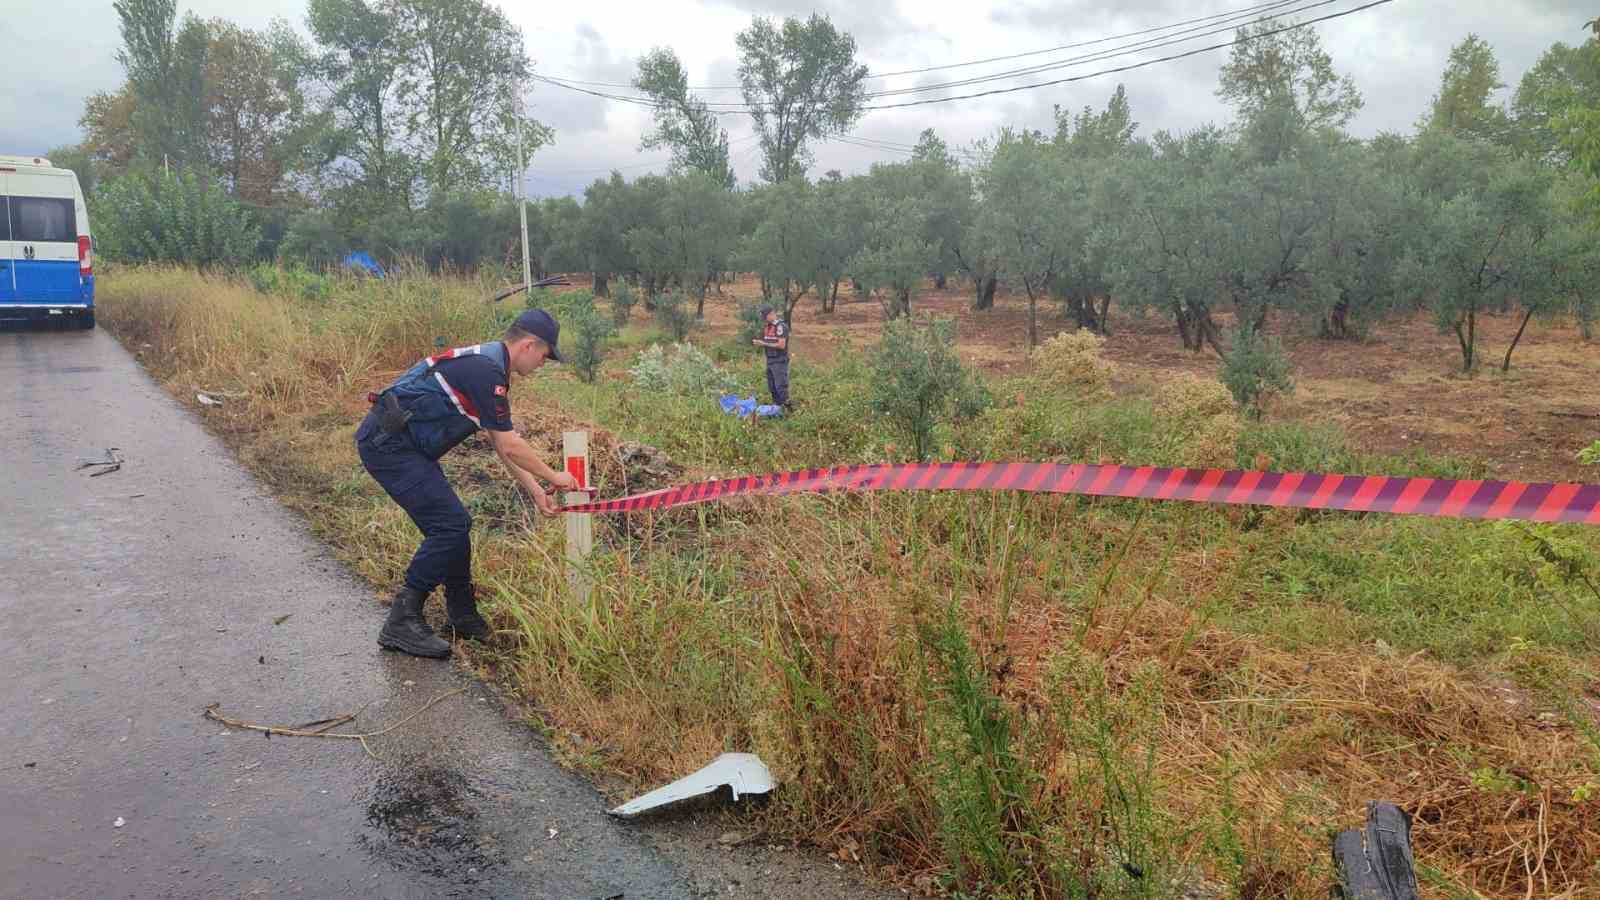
xmin=514 ymin=81 xmax=533 ymax=293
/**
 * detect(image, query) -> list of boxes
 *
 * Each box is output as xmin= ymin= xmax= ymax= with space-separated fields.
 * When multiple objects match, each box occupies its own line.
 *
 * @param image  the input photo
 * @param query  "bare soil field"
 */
xmin=577 ymin=274 xmax=1600 ymax=483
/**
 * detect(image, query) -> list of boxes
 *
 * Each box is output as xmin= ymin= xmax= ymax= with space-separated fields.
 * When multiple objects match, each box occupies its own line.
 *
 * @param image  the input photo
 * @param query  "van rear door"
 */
xmin=8 ymin=169 xmax=80 ymax=306
xmin=0 ymin=172 xmax=14 ymax=305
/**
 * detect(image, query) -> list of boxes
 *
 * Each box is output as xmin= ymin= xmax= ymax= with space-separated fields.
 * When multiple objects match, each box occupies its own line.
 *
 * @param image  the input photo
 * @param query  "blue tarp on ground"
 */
xmin=719 ymin=394 xmax=783 ymax=419
xmin=342 ymin=251 xmax=385 ymax=278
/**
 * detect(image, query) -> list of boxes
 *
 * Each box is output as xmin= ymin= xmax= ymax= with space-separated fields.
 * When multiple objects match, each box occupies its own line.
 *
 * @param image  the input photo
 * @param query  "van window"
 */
xmin=10 ymin=197 xmax=76 ymax=243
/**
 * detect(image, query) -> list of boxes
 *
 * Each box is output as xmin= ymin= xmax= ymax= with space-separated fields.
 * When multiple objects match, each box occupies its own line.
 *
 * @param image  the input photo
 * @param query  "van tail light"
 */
xmin=78 ymin=236 xmax=92 ymax=277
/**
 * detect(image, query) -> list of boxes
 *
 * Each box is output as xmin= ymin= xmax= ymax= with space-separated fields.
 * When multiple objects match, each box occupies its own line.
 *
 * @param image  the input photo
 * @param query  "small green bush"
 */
xmin=736 ymin=300 xmax=766 ymax=344
xmin=611 ymin=281 xmax=639 ymax=329
xmin=245 ymin=263 xmax=332 ymax=301
xmin=628 ymin=343 xmax=737 ymax=396
xmin=558 ymin=294 xmax=616 ymax=384
xmin=653 ymin=291 xmax=697 ymax=342
xmin=870 ymin=316 xmax=991 ymax=461
xmin=1219 ymin=322 xmax=1294 ymax=419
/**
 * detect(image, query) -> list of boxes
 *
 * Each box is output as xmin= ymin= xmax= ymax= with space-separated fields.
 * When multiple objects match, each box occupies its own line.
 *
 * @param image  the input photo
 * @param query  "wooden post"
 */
xmin=563 ymin=431 xmax=593 ymax=602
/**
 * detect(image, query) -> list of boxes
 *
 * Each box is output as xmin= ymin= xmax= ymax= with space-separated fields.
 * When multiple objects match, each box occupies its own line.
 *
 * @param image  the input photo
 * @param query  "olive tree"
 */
xmin=974 ymin=131 xmax=1070 ymax=350
xmin=851 ymin=196 xmax=936 ymax=320
xmin=625 ymin=171 xmax=738 ymax=317
xmin=739 ymin=178 xmax=819 ymax=320
xmin=1399 ymin=152 xmax=1556 ymax=371
xmin=1102 ymin=129 xmax=1233 ymax=354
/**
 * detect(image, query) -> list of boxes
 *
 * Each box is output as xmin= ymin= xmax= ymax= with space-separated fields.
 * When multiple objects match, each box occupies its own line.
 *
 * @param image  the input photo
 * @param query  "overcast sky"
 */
xmin=1 ymin=0 xmax=1593 ymax=197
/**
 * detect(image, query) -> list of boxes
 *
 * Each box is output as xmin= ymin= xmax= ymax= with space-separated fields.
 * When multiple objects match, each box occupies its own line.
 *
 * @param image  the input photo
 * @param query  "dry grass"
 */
xmin=98 ymin=266 xmax=1600 ymax=898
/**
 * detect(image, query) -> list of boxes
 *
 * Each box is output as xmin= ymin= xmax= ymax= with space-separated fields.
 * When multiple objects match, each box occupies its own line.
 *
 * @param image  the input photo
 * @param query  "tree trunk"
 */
xmin=1202 ymin=314 xmax=1228 ymax=359
xmin=1454 ymin=308 xmax=1478 ymax=372
xmin=1096 ymin=296 xmax=1112 ymax=336
xmin=1069 ymin=293 xmax=1100 ymax=332
xmin=1026 ymin=285 xmax=1039 ymax=351
xmin=593 ymin=273 xmax=609 ymax=298
xmin=1502 ymin=306 xmax=1536 ymax=372
xmin=785 ymin=284 xmax=805 ymax=323
xmin=695 ymin=286 xmax=706 ymax=319
xmin=934 ymin=273 xmax=947 ymax=290
xmin=973 ymin=274 xmax=997 ymax=311
xmin=899 ymin=287 xmax=912 ymax=318
xmin=1176 ymin=303 xmax=1201 ymax=351
xmin=1322 ymin=296 xmax=1349 ymax=339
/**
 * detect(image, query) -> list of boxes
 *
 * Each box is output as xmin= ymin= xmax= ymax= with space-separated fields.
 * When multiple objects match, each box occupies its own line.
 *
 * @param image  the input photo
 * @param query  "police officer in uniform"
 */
xmin=752 ymin=305 xmax=791 ymax=411
xmin=355 ymin=309 xmax=579 ymax=659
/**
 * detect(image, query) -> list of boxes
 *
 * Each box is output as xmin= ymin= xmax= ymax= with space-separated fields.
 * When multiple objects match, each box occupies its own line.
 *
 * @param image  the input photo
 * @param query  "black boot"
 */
xmin=378 ymin=586 xmax=451 ymax=658
xmin=444 ymin=586 xmax=486 ymax=640
xmin=444 ymin=584 xmax=491 ymax=641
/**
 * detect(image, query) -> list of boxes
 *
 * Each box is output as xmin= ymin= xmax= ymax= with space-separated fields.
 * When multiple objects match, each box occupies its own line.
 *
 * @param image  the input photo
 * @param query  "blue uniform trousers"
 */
xmin=355 ymin=411 xmax=472 ymax=595
xmin=766 ymin=358 xmax=790 ymax=407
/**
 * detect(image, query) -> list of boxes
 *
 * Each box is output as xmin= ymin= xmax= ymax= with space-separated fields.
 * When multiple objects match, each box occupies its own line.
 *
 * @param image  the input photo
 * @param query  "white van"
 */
xmin=0 ymin=155 xmax=95 ymax=329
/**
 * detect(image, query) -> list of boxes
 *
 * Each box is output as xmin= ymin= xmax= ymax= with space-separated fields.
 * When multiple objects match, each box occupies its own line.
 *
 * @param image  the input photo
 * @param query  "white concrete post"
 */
xmin=562 ymin=431 xmax=593 ymax=602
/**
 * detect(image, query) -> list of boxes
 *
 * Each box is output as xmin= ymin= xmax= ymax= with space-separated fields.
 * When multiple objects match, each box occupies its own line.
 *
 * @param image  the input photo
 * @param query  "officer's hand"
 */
xmin=550 ymin=471 xmax=580 ymax=491
xmin=531 ymin=487 xmax=559 ymax=516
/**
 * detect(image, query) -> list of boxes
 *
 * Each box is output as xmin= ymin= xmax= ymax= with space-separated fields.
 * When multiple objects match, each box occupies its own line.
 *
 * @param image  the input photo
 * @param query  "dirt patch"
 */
xmin=566 ymin=274 xmax=1600 ymax=482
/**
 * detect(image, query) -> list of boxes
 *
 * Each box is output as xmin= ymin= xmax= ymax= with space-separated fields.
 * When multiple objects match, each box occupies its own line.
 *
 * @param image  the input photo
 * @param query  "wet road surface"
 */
xmin=0 ymin=328 xmax=804 ymax=899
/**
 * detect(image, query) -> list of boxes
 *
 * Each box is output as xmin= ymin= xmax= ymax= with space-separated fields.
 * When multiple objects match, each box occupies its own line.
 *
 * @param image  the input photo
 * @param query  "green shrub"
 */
xmin=611 ymin=281 xmax=639 ymax=328
xmin=1219 ymin=322 xmax=1294 ymax=419
xmin=628 ymin=343 xmax=737 ymax=396
xmin=559 ymin=294 xmax=616 ymax=384
xmin=736 ymin=299 xmax=766 ymax=344
xmin=277 ymin=210 xmax=345 ymax=266
xmin=247 ymin=264 xmax=279 ymax=295
xmin=245 ymin=263 xmax=333 ymax=301
xmin=870 ymin=316 xmax=991 ymax=461
xmin=92 ymin=168 xmax=259 ymax=266
xmin=653 ymin=291 xmax=697 ymax=341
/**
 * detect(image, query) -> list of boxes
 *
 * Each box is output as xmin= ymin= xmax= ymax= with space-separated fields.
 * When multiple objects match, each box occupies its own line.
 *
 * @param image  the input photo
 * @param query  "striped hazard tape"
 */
xmin=558 ymin=462 xmax=1600 ymax=524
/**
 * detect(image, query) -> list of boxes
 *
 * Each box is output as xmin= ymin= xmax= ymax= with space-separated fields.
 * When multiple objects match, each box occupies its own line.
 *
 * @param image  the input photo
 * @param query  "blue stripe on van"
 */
xmin=8 ymin=259 xmax=82 ymax=305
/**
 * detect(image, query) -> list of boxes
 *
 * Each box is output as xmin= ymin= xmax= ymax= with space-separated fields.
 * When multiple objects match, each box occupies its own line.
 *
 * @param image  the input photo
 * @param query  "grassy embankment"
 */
xmin=100 ymin=265 xmax=1600 ymax=898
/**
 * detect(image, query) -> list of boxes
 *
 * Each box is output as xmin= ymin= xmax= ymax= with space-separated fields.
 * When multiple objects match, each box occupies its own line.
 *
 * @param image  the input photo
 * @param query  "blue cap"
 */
xmin=512 ymin=308 xmax=562 ymax=362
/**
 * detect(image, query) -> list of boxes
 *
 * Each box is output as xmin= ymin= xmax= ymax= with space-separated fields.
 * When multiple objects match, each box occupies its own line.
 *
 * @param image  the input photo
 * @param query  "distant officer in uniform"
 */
xmin=355 ymin=309 xmax=579 ymax=659
xmin=752 ymin=305 xmax=791 ymax=411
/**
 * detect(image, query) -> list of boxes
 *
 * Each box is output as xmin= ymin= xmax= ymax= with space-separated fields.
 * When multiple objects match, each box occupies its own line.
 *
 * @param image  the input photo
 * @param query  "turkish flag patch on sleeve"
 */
xmin=494 ymin=384 xmax=507 ymax=396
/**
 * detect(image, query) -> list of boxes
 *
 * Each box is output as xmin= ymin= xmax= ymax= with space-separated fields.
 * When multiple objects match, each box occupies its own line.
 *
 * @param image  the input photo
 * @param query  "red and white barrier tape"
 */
xmin=557 ymin=462 xmax=1600 ymax=524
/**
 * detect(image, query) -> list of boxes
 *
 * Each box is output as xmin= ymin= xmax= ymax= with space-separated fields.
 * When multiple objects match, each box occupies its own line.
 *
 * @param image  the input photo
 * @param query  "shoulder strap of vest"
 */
xmin=419 ymin=342 xmax=508 ymax=374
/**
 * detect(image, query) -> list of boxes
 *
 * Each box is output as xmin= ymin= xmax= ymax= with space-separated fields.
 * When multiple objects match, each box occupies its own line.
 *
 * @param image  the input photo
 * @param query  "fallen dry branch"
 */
xmin=203 ymin=688 xmax=466 ymax=759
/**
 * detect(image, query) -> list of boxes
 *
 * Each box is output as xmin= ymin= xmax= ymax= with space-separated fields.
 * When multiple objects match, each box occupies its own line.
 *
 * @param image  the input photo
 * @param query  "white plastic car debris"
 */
xmin=608 ymin=752 xmax=775 ymax=817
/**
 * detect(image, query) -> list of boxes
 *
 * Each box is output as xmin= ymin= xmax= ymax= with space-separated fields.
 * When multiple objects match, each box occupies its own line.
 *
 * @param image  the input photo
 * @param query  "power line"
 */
xmin=859 ymin=0 xmax=1393 ymax=111
xmin=531 ymin=0 xmax=1388 ymax=114
xmin=539 ymin=0 xmax=1308 ymax=91
xmin=540 ymin=0 xmax=1301 ymax=107
xmin=862 ymin=0 xmax=1348 ymax=99
xmin=526 ymin=132 xmax=761 ymax=178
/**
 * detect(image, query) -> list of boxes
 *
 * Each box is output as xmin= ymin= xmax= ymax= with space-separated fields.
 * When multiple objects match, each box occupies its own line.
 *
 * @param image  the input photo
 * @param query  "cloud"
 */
xmin=705 ymin=0 xmax=936 ymax=55
xmin=10 ymin=0 xmax=1597 ymax=195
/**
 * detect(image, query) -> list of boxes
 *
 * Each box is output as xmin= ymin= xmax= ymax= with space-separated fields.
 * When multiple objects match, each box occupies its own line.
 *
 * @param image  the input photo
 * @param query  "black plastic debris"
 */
xmin=1332 ymin=801 xmax=1420 ymax=900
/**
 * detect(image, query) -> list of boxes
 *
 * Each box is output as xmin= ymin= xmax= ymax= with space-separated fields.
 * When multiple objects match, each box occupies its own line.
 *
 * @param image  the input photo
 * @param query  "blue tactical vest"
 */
xmin=381 ymin=342 xmax=509 ymax=460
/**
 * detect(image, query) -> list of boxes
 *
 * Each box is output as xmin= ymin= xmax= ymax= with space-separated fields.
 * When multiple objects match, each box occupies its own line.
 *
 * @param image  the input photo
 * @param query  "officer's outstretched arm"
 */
xmin=487 ymin=429 xmax=577 ymax=489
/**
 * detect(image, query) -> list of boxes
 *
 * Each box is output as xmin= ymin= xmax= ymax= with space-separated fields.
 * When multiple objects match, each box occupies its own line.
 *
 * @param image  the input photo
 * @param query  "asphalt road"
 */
xmin=0 ymin=327 xmax=892 ymax=900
